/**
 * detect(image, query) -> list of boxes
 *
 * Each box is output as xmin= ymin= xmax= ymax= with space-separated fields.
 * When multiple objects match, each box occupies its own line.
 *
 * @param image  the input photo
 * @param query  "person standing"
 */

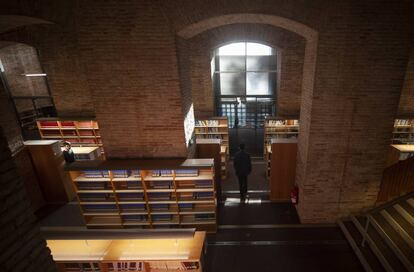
xmin=233 ymin=143 xmax=252 ymax=202
xmin=62 ymin=141 xmax=75 ymax=163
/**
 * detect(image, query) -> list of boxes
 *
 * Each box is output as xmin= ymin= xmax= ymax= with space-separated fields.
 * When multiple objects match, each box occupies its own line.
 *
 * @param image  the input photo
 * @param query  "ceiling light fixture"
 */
xmin=22 ymin=73 xmax=47 ymax=77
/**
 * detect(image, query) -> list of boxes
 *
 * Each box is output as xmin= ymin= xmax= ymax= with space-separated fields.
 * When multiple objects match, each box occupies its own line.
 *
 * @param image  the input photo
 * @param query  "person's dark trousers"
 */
xmin=237 ymin=175 xmax=248 ymax=201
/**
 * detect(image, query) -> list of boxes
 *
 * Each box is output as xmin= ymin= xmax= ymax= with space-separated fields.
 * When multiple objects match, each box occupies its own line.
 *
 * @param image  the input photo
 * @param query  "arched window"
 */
xmin=212 ymin=42 xmax=277 ymax=129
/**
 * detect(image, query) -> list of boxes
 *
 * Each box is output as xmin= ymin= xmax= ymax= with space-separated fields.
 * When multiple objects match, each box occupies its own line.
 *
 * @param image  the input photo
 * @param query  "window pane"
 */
xmin=220 ymin=73 xmax=245 ymax=95
xmin=246 ymin=42 xmax=272 ymax=56
xmin=218 ymin=42 xmax=245 ymax=56
xmin=247 ymin=56 xmax=277 ymax=71
xmin=219 ymin=56 xmax=245 ymax=71
xmin=246 ymin=72 xmax=276 ymax=95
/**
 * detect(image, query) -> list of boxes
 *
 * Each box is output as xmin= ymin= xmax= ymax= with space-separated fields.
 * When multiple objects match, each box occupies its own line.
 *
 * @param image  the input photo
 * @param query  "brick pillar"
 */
xmin=296 ymin=2 xmax=412 ymax=223
xmin=0 ymin=126 xmax=56 ymax=271
xmin=398 ymin=49 xmax=414 ymax=117
xmin=77 ymin=0 xmax=188 ymax=158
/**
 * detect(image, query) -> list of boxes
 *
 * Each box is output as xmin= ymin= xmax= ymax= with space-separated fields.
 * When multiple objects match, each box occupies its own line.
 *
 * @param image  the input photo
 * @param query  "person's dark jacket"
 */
xmin=63 ymin=149 xmax=75 ymax=163
xmin=233 ymin=150 xmax=252 ymax=176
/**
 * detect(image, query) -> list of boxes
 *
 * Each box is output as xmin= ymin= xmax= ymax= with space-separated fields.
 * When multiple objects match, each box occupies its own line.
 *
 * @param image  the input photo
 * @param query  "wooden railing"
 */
xmin=377 ymin=156 xmax=414 ymax=203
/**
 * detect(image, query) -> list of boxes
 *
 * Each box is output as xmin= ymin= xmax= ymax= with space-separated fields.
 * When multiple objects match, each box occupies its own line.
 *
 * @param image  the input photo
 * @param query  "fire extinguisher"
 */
xmin=291 ymin=185 xmax=299 ymax=205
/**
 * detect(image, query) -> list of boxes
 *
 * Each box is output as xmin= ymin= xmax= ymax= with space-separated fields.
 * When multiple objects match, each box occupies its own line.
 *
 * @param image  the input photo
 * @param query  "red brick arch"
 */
xmin=0 ymin=15 xmax=53 ymax=34
xmin=176 ymin=14 xmax=318 ymax=179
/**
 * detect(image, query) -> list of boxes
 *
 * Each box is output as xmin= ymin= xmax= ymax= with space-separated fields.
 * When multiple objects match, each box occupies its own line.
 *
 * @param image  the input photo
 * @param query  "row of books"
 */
xmin=394 ymin=119 xmax=413 ymax=126
xmin=152 ymin=169 xmax=199 ymax=177
xmin=267 ymin=119 xmax=299 ymax=126
xmin=81 ymin=170 xmax=202 ymax=179
xmin=62 ymin=261 xmax=198 ymax=271
xmin=78 ymin=192 xmax=214 ymax=202
xmin=107 ymin=261 xmax=143 ymax=271
xmin=63 ymin=262 xmax=100 ymax=271
xmin=82 ymin=203 xmax=212 ymax=213
xmin=196 ymin=134 xmax=226 ymax=139
xmin=77 ymin=181 xmax=212 ymax=191
xmin=195 ymin=127 xmax=221 ymax=132
xmin=148 ymin=261 xmax=199 ymax=270
xmin=82 ymin=170 xmax=140 ymax=178
xmin=195 ymin=120 xmax=219 ymax=127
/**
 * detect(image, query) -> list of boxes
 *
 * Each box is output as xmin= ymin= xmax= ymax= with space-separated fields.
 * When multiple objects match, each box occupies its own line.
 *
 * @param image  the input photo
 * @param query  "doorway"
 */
xmin=212 ymin=41 xmax=277 ymax=156
xmin=218 ymin=96 xmax=275 ymax=156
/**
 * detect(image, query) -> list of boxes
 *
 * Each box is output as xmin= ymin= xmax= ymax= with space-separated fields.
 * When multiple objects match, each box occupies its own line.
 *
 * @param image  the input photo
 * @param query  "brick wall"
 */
xmin=76 ymin=0 xmax=188 ymax=158
xmin=161 ymin=0 xmax=413 ymax=223
xmin=0 ymin=10 xmax=95 ymax=117
xmin=398 ymin=49 xmax=414 ymax=117
xmin=0 ymin=127 xmax=56 ymax=271
xmin=0 ymin=0 xmax=413 ymax=222
xmin=0 ymin=77 xmax=22 ymax=153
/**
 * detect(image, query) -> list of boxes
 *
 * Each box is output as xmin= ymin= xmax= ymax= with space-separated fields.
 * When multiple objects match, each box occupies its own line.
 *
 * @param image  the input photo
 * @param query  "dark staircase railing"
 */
xmin=338 ymin=192 xmax=414 ymax=272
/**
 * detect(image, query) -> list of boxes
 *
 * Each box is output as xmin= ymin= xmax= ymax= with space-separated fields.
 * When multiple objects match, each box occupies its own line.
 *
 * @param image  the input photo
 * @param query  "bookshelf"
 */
xmin=195 ymin=117 xmax=229 ymax=179
xmin=36 ymin=117 xmax=103 ymax=150
xmin=392 ymin=119 xmax=414 ymax=144
xmin=66 ymin=159 xmax=216 ymax=231
xmin=264 ymin=117 xmax=299 ymax=177
xmin=48 ymin=231 xmax=206 ymax=272
xmin=386 ymin=144 xmax=414 ymax=167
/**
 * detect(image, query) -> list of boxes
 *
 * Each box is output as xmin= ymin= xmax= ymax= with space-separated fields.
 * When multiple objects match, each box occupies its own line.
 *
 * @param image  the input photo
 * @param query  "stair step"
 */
xmin=354 ymin=216 xmax=406 ymax=272
xmin=407 ymin=198 xmax=414 ymax=209
xmin=381 ymin=209 xmax=414 ymax=250
xmin=363 ymin=216 xmax=408 ymax=272
xmin=342 ymin=220 xmax=385 ymax=272
xmin=371 ymin=213 xmax=414 ymax=271
xmin=393 ymin=204 xmax=414 ymax=227
xmin=399 ymin=201 xmax=414 ymax=219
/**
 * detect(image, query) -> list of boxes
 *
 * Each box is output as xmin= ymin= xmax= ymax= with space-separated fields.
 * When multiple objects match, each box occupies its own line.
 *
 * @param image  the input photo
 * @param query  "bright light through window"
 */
xmin=218 ymin=42 xmax=272 ymax=56
xmin=218 ymin=42 xmax=245 ymax=56
xmin=247 ymin=43 xmax=272 ymax=56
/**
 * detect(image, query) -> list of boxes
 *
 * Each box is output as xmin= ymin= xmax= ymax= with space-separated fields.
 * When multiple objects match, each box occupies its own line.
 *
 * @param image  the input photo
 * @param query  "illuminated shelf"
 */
xmin=67 ymin=159 xmax=216 ymax=231
xmin=392 ymin=119 xmax=414 ymax=144
xmin=36 ymin=118 xmax=103 ymax=154
xmin=264 ymin=117 xmax=299 ymax=178
xmin=195 ymin=117 xmax=229 ymax=180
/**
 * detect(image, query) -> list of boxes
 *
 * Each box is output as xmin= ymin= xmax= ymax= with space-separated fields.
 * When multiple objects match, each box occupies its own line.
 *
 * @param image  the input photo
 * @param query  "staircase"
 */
xmin=338 ymin=192 xmax=414 ymax=272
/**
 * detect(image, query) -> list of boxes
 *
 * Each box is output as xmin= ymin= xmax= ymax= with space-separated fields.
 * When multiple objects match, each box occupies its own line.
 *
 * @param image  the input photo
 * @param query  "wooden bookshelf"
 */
xmin=48 ymin=231 xmax=206 ymax=272
xmin=66 ymin=159 xmax=216 ymax=231
xmin=37 ymin=117 xmax=103 ymax=150
xmin=392 ymin=119 xmax=414 ymax=144
xmin=264 ymin=117 xmax=299 ymax=178
xmin=195 ymin=117 xmax=229 ymax=179
xmin=269 ymin=139 xmax=297 ymax=202
xmin=386 ymin=144 xmax=414 ymax=167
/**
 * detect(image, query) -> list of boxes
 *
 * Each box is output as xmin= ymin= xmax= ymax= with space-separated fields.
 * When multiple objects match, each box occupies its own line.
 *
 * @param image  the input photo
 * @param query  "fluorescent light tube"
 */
xmin=22 ymin=73 xmax=47 ymax=77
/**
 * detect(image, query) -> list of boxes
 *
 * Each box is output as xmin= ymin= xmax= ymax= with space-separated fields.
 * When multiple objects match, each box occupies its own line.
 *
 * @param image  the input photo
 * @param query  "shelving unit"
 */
xmin=269 ymin=138 xmax=298 ymax=202
xmin=392 ymin=119 xmax=414 ymax=144
xmin=264 ymin=117 xmax=299 ymax=178
xmin=48 ymin=231 xmax=206 ymax=272
xmin=386 ymin=144 xmax=414 ymax=167
xmin=37 ymin=118 xmax=103 ymax=149
xmin=24 ymin=140 xmax=75 ymax=205
xmin=195 ymin=117 xmax=229 ymax=179
xmin=66 ymin=159 xmax=216 ymax=231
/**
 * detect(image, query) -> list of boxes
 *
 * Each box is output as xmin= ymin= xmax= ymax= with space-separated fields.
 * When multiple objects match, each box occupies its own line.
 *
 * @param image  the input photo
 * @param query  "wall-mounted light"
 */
xmin=21 ymin=73 xmax=47 ymax=77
